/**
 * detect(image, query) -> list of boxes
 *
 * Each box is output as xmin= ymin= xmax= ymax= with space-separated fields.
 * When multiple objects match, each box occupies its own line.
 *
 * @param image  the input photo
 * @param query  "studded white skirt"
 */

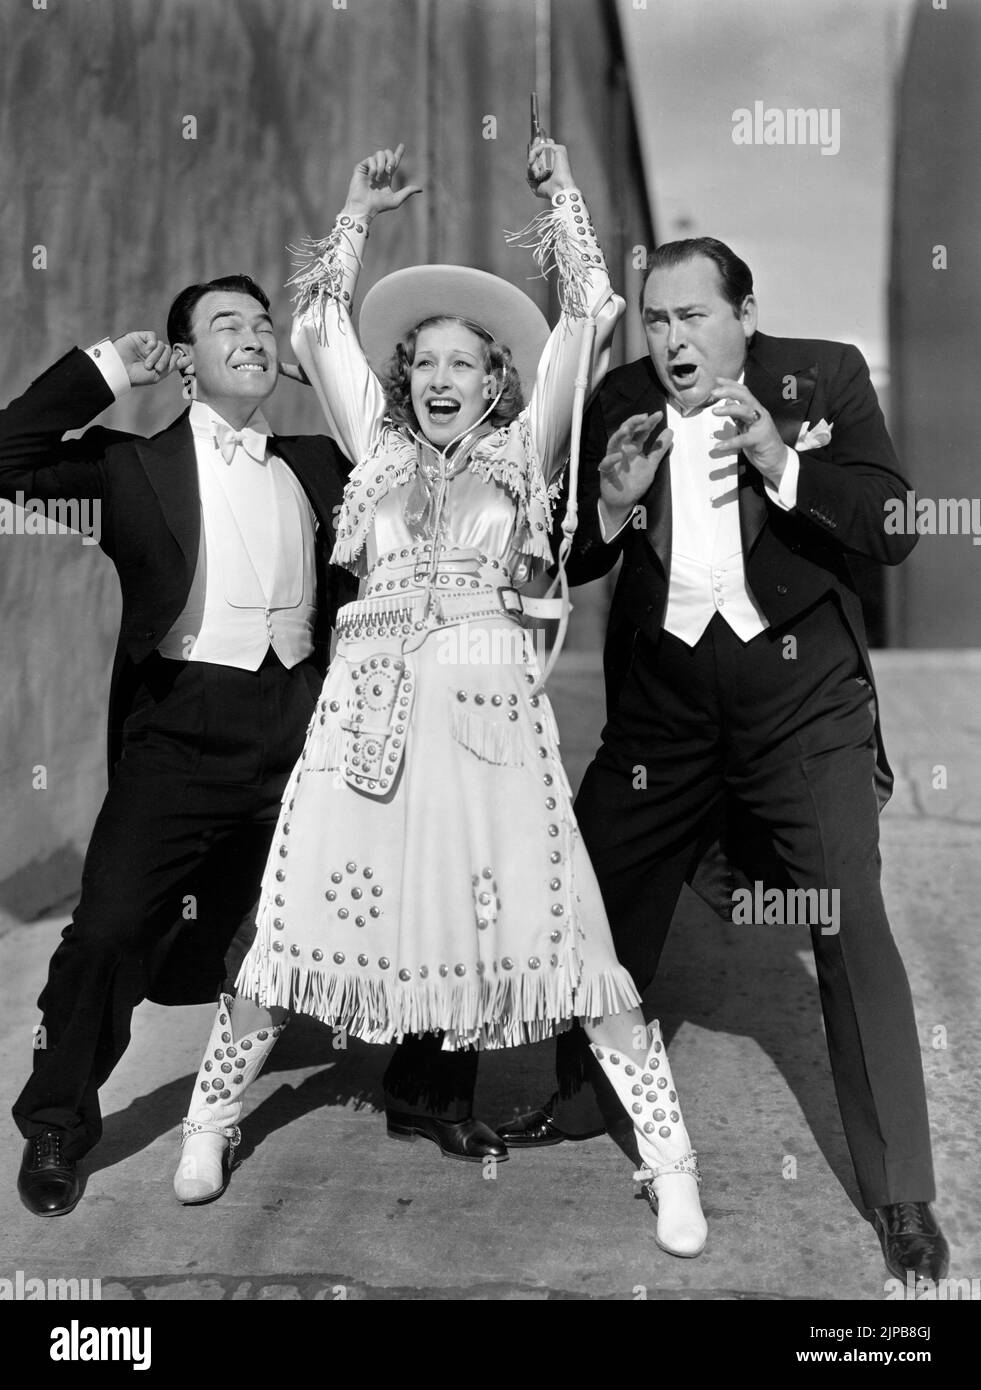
xmin=236 ymin=552 xmax=640 ymax=1049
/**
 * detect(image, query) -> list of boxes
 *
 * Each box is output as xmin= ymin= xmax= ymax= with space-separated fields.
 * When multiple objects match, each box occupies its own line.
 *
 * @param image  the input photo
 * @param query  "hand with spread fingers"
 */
xmin=598 ymin=410 xmax=673 ymax=530
xmin=708 ymin=377 xmax=788 ymax=486
xmin=344 ymin=142 xmax=423 ymax=223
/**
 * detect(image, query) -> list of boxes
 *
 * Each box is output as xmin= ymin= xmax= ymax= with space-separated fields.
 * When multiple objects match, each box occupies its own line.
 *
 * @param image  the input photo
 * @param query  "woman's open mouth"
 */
xmin=425 ymin=397 xmax=461 ymax=422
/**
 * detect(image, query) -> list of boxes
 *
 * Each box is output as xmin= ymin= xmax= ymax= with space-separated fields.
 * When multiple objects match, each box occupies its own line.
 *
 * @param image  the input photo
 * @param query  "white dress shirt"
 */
xmin=599 ymin=378 xmax=799 ymax=647
xmin=85 ymin=339 xmax=317 ymax=670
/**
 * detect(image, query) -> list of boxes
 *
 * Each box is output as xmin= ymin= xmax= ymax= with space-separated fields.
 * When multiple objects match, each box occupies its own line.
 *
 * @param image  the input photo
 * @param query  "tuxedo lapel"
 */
xmin=134 ymin=412 xmax=200 ymax=568
xmin=609 ymin=358 xmax=672 ymax=573
xmin=277 ymin=439 xmax=346 ymax=551
xmin=741 ymin=335 xmax=818 ymax=554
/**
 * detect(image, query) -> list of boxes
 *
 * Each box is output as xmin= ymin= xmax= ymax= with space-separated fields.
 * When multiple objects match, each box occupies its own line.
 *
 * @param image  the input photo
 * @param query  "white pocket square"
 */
xmin=795 ymin=418 xmax=833 ymax=451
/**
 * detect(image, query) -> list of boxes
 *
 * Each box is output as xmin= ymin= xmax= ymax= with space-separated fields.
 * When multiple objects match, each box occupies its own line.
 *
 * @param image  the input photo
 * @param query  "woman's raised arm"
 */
xmin=517 ymin=140 xmax=625 ymax=483
xmin=289 ymin=144 xmax=422 ymax=465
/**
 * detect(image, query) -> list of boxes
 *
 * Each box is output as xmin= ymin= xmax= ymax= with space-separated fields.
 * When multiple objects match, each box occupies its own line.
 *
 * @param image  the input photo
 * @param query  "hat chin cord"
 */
xmin=399 ymin=316 xmax=595 ymax=699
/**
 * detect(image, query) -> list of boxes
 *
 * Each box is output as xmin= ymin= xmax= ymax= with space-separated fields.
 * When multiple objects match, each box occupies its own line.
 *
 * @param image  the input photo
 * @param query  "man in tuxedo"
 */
xmin=0 ymin=275 xmax=352 ymax=1216
xmin=498 ymin=238 xmax=948 ymax=1282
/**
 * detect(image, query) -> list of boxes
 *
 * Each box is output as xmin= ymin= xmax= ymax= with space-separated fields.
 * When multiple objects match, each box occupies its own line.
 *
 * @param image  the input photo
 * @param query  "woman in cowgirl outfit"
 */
xmin=174 ymin=134 xmax=706 ymax=1258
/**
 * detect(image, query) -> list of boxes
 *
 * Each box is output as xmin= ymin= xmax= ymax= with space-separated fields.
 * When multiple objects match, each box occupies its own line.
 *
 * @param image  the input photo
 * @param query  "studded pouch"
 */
xmin=340 ymin=652 xmax=415 ymax=796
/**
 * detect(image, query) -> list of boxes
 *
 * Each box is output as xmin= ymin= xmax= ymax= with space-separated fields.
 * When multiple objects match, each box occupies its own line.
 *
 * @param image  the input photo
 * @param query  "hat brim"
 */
xmin=359 ymin=265 xmax=550 ymax=398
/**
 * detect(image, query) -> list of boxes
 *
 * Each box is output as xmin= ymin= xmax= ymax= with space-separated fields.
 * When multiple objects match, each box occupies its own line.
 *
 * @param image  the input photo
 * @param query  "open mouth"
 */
xmin=232 ymin=362 xmax=266 ymax=374
xmin=425 ymin=397 xmax=461 ymax=422
xmin=669 ymin=363 xmax=699 ymax=388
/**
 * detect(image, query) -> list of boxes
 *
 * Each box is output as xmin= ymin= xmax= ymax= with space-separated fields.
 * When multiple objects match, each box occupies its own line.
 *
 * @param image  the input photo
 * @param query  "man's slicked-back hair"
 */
xmin=166 ymin=274 xmax=271 ymax=346
xmin=640 ymin=238 xmax=754 ymax=316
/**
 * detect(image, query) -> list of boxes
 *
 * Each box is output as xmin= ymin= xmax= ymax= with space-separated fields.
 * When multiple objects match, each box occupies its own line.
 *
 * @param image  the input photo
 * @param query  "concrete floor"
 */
xmin=1 ymin=651 xmax=978 ymax=1301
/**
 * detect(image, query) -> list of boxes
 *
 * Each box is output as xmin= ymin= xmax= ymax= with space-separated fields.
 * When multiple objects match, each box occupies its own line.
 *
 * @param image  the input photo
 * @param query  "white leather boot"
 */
xmin=173 ymin=994 xmax=285 ymax=1204
xmin=590 ymin=1020 xmax=707 ymax=1257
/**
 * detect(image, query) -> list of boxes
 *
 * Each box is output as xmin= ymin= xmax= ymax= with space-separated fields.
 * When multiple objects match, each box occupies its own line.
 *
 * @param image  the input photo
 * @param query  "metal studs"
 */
xmin=550 ymin=851 xmax=561 ymax=864
xmin=438 ymin=964 xmax=449 ymax=977
xmin=658 ymin=1077 xmax=668 ymax=1089
xmin=290 ymin=945 xmax=300 ymax=956
xmin=477 ymin=918 xmax=488 ymax=930
xmin=200 ymin=1081 xmax=210 ymax=1092
xmin=221 ymin=1062 xmax=232 ymax=1074
xmin=419 ymin=965 xmax=428 ymax=979
xmin=358 ymin=954 xmax=369 ymax=967
xmin=312 ymin=949 xmax=323 ymax=962
xmin=547 ymin=825 xmax=559 ymax=837
xmin=206 ymin=1094 xmax=217 ymax=1104
xmin=632 ymin=1103 xmax=642 ymax=1114
xmin=379 ymin=957 xmax=390 ymax=970
xmin=331 ymin=872 xmax=342 ymax=884
xmin=204 ymin=1061 xmax=213 ymax=1072
xmin=670 ymin=1111 xmax=680 ymax=1123
xmin=550 ymin=904 xmax=563 ymax=917
xmin=338 ymin=908 xmax=349 ymax=919
xmin=355 ymin=916 xmax=365 ymax=927
xmin=549 ymin=878 xmax=561 ymax=891
xmin=609 ymin=1054 xmax=620 ymax=1065
xmin=631 ymin=1084 xmax=643 ymax=1096
xmin=371 ymin=886 xmax=383 ymax=897
xmin=273 ymin=918 xmax=284 ymax=930
xmin=351 ymin=887 xmax=363 ymax=900
xmin=369 ymin=907 xmax=380 ymax=919
xmin=454 ymin=964 xmax=466 ymax=977
xmin=346 ymin=861 xmax=357 ymax=873
xmin=545 ymin=798 xmax=556 ymax=811
xmin=643 ymin=1122 xmax=655 ymax=1134
xmin=276 ymin=870 xmax=286 ymax=882
xmin=502 ymin=957 xmax=513 ymax=970
xmin=275 ymin=895 xmax=285 ymax=907
xmin=659 ymin=1126 xmax=672 ymax=1138
xmin=549 ymin=931 xmax=561 ymax=943
xmin=333 ymin=952 xmax=345 ymax=964
xmin=529 ymin=957 xmax=540 ymax=969
xmin=646 ymin=1091 xmax=658 ymax=1103
xmin=241 ymin=1039 xmax=252 ymax=1051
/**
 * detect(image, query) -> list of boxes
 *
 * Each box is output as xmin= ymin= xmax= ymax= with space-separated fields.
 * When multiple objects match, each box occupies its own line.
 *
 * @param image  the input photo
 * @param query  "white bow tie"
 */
xmin=213 ymin=421 xmax=268 ymax=465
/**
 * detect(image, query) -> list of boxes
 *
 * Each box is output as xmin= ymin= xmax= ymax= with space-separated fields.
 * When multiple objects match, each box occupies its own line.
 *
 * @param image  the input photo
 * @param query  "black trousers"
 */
xmin=13 ymin=650 xmax=321 ymax=1159
xmin=382 ymin=1035 xmax=478 ymax=1123
xmin=551 ymin=603 xmax=934 ymax=1209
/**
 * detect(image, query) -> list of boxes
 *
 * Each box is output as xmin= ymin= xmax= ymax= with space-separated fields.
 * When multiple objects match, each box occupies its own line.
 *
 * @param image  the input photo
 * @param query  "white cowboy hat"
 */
xmin=359 ymin=265 xmax=550 ymax=396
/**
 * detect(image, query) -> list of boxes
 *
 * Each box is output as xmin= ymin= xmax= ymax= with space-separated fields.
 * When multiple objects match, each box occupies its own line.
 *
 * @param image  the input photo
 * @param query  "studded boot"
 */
xmin=173 ymin=994 xmax=286 ymax=1205
xmin=590 ymin=1020 xmax=707 ymax=1257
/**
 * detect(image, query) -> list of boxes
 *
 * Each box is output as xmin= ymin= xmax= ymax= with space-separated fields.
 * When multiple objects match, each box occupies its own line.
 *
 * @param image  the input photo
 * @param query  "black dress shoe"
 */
xmin=386 ymin=1112 xmax=508 ymax=1162
xmin=17 ymin=1130 xmax=81 ymax=1218
xmin=872 ymin=1202 xmax=950 ymax=1283
xmin=496 ymin=1105 xmax=605 ymax=1148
